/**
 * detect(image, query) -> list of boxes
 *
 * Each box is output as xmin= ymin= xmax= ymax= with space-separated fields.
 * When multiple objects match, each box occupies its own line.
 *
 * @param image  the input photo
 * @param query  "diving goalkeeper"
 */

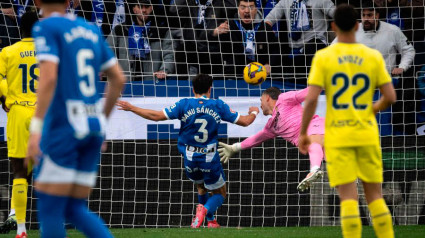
xmin=219 ymin=87 xmax=324 ymax=191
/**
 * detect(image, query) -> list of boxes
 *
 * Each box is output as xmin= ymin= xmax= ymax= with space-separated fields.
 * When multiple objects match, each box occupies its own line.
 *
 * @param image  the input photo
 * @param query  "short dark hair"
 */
xmin=262 ymin=87 xmax=281 ymax=100
xmin=361 ymin=1 xmax=378 ymax=12
xmin=192 ymin=74 xmax=213 ymax=94
xmin=40 ymin=0 xmax=67 ymax=3
xmin=334 ymin=4 xmax=358 ymax=32
xmin=20 ymin=11 xmax=39 ymax=38
xmin=238 ymin=0 xmax=256 ymax=5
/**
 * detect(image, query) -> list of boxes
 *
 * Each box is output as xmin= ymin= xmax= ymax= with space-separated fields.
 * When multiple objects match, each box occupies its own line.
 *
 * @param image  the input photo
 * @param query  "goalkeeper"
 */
xmin=219 ymin=87 xmax=324 ymax=191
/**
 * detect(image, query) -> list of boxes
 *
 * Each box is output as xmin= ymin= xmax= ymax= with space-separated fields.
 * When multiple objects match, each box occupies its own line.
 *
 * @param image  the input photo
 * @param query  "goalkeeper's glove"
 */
xmin=218 ymin=142 xmax=241 ymax=164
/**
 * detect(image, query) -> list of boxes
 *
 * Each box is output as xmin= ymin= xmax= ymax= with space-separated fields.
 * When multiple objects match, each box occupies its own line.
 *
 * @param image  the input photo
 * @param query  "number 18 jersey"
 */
xmin=0 ymin=38 xmax=38 ymax=108
xmin=32 ymin=14 xmax=116 ymax=141
xmin=308 ymin=43 xmax=392 ymax=148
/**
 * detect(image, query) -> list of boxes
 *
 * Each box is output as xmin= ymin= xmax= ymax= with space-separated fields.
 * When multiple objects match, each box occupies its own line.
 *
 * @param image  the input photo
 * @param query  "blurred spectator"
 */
xmin=225 ymin=0 xmax=280 ymax=19
xmin=345 ymin=2 xmax=416 ymax=135
xmin=265 ymin=0 xmax=335 ymax=79
xmin=0 ymin=0 xmax=35 ymax=48
xmin=212 ymin=0 xmax=278 ymax=78
xmin=175 ymin=0 xmax=226 ymax=77
xmin=349 ymin=3 xmax=415 ymax=76
xmin=107 ymin=0 xmax=174 ymax=81
xmin=67 ymin=0 xmax=131 ymax=37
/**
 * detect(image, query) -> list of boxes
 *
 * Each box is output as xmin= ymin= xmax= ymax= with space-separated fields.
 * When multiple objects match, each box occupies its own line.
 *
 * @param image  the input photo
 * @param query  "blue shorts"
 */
xmin=183 ymin=154 xmax=226 ymax=191
xmin=34 ymin=134 xmax=103 ymax=188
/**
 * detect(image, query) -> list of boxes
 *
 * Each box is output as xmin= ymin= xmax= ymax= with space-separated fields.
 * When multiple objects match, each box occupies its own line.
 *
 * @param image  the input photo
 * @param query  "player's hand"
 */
xmin=213 ymin=21 xmax=229 ymax=36
xmin=264 ymin=64 xmax=271 ymax=76
xmin=391 ymin=68 xmax=403 ymax=76
xmin=298 ymin=134 xmax=311 ymax=155
xmin=25 ymin=133 xmax=42 ymax=167
xmin=154 ymin=71 xmax=167 ymax=79
xmin=248 ymin=106 xmax=259 ymax=115
xmin=116 ymin=100 xmax=134 ymax=111
xmin=218 ymin=142 xmax=241 ymax=163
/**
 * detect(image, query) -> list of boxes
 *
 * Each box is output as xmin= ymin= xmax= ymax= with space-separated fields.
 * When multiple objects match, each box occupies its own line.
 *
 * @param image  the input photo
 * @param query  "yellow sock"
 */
xmin=340 ymin=199 xmax=362 ymax=238
xmin=11 ymin=192 xmax=15 ymax=212
xmin=369 ymin=198 xmax=394 ymax=238
xmin=12 ymin=178 xmax=28 ymax=224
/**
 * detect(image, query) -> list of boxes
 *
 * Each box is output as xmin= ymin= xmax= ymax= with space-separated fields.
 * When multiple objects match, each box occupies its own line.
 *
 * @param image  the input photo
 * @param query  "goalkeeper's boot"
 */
xmin=15 ymin=232 xmax=27 ymax=238
xmin=0 ymin=214 xmax=17 ymax=234
xmin=297 ymin=169 xmax=324 ymax=192
xmin=207 ymin=219 xmax=220 ymax=228
xmin=191 ymin=204 xmax=207 ymax=228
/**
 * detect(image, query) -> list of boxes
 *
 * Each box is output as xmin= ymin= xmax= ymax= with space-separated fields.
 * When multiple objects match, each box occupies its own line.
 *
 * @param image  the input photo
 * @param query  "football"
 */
xmin=243 ymin=62 xmax=267 ymax=86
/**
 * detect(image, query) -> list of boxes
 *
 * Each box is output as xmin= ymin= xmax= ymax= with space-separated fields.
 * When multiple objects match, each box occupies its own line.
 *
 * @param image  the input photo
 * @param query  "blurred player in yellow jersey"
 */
xmin=299 ymin=4 xmax=396 ymax=238
xmin=0 ymin=12 xmax=39 ymax=237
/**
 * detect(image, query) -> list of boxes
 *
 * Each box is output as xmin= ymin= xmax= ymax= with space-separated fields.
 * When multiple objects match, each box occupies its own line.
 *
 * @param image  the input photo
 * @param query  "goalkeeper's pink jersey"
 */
xmin=241 ymin=88 xmax=324 ymax=149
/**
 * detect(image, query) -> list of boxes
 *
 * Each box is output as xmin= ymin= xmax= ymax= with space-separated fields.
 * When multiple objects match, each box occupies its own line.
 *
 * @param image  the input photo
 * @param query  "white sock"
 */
xmin=17 ymin=223 xmax=26 ymax=234
xmin=9 ymin=209 xmax=15 ymax=217
xmin=310 ymin=165 xmax=320 ymax=173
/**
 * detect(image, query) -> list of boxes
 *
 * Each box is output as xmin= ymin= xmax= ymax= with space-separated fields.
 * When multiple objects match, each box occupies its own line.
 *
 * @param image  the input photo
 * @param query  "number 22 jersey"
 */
xmin=308 ymin=43 xmax=392 ymax=148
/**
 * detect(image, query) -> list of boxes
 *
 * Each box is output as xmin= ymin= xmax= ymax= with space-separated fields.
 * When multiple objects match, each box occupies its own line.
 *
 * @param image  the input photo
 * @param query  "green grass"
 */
xmin=0 ymin=226 xmax=424 ymax=238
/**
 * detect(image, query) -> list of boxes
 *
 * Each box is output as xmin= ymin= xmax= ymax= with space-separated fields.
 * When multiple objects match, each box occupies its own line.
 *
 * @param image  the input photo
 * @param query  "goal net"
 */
xmin=0 ymin=0 xmax=424 ymax=229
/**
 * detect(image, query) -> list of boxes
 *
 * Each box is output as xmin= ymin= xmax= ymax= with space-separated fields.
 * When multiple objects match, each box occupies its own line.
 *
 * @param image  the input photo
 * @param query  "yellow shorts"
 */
xmin=7 ymin=105 xmax=35 ymax=158
xmin=325 ymin=145 xmax=383 ymax=187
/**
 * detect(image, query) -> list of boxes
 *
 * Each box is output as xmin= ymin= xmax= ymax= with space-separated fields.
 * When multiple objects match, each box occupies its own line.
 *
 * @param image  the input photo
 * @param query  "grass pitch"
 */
xmin=0 ymin=226 xmax=424 ymax=238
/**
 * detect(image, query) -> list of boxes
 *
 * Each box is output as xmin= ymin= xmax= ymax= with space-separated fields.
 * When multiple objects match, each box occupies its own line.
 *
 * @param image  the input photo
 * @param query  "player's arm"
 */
xmin=235 ymin=106 xmax=259 ymax=127
xmin=116 ymin=100 xmax=167 ymax=121
xmin=26 ymin=61 xmax=58 ymax=166
xmin=219 ymin=128 xmax=276 ymax=163
xmin=299 ymin=85 xmax=322 ymax=154
xmin=103 ymin=63 xmax=126 ymax=118
xmin=373 ymin=83 xmax=396 ymax=114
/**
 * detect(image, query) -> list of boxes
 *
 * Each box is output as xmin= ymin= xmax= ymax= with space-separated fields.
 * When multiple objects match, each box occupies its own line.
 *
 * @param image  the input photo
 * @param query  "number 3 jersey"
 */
xmin=163 ymin=97 xmax=240 ymax=161
xmin=0 ymin=38 xmax=38 ymax=109
xmin=32 ymin=14 xmax=117 ymax=140
xmin=308 ymin=42 xmax=392 ymax=148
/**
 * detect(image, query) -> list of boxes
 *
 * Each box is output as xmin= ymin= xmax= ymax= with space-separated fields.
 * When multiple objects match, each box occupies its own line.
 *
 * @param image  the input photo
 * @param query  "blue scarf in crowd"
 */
xmin=195 ymin=0 xmax=213 ymax=27
xmin=14 ymin=0 xmax=30 ymax=24
xmin=128 ymin=22 xmax=152 ymax=59
xmin=112 ymin=0 xmax=126 ymax=29
xmin=234 ymin=20 xmax=262 ymax=61
xmin=289 ymin=0 xmax=311 ymax=41
xmin=91 ymin=0 xmax=105 ymax=27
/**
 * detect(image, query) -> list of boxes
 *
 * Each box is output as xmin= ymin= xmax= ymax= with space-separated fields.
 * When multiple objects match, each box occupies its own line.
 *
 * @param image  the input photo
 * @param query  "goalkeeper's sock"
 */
xmin=36 ymin=191 xmax=68 ymax=238
xmin=340 ymin=199 xmax=362 ymax=238
xmin=198 ymin=193 xmax=209 ymax=205
xmin=308 ymin=143 xmax=323 ymax=172
xmin=65 ymin=198 xmax=113 ymax=238
xmin=12 ymin=179 xmax=28 ymax=228
xmin=368 ymin=198 xmax=394 ymax=238
xmin=204 ymin=194 xmax=224 ymax=219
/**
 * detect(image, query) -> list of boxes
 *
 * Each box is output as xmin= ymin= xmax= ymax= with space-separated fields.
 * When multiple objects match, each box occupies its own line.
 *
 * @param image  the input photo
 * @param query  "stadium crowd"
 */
xmin=0 ymin=0 xmax=424 ymax=136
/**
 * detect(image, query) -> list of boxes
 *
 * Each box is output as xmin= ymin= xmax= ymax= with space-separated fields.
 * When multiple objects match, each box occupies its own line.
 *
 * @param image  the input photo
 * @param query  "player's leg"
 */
xmin=201 ymin=160 xmax=226 ymax=228
xmin=362 ymin=182 xmax=393 ymax=238
xmin=64 ymin=185 xmax=112 ymax=238
xmin=63 ymin=135 xmax=112 ymax=238
xmin=196 ymin=183 xmax=210 ymax=209
xmin=297 ymin=134 xmax=324 ymax=192
xmin=184 ymin=160 xmax=207 ymax=228
xmin=326 ymin=147 xmax=362 ymax=238
xmin=1 ymin=106 xmax=33 ymax=236
xmin=358 ymin=146 xmax=394 ymax=238
xmin=10 ymin=158 xmax=28 ymax=236
xmin=204 ymin=184 xmax=225 ymax=228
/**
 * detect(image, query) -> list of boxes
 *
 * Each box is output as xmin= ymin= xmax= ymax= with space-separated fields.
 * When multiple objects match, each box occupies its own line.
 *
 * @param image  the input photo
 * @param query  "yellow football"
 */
xmin=243 ymin=62 xmax=267 ymax=86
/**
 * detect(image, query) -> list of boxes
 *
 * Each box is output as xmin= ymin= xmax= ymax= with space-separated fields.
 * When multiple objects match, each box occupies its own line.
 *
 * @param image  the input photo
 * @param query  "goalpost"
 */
xmin=0 ymin=0 xmax=424 ymax=229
